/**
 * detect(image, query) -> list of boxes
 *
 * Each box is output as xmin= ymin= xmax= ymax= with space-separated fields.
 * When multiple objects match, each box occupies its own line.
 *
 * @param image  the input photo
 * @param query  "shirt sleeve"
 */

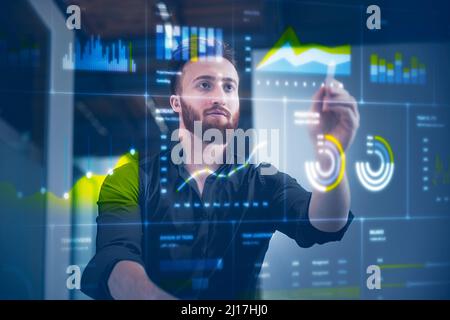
xmin=80 ymin=161 xmax=145 ymax=300
xmin=258 ymin=163 xmax=354 ymax=248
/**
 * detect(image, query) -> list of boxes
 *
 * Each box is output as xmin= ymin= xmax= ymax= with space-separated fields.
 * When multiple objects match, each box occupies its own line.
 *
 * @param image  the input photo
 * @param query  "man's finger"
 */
xmin=326 ymin=79 xmax=348 ymax=96
xmin=310 ymin=85 xmax=327 ymax=113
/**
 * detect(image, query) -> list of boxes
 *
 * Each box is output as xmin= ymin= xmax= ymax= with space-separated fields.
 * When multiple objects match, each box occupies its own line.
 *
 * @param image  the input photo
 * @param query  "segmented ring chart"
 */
xmin=355 ymin=135 xmax=395 ymax=192
xmin=305 ymin=134 xmax=346 ymax=192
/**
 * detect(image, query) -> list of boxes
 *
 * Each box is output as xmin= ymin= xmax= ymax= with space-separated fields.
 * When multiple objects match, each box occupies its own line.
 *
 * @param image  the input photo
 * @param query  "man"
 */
xmin=81 ymin=41 xmax=359 ymax=300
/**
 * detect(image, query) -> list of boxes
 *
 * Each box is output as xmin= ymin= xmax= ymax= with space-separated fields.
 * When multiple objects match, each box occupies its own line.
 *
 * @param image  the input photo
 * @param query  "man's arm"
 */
xmin=108 ymin=261 xmax=176 ymax=300
xmin=307 ymin=79 xmax=359 ymax=232
xmin=309 ymin=173 xmax=350 ymax=232
xmin=81 ymin=161 xmax=175 ymax=300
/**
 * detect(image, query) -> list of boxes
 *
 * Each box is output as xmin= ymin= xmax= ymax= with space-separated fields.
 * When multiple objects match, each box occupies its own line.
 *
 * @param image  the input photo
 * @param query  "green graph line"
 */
xmin=129 ymin=42 xmax=132 ymax=72
xmin=378 ymin=263 xmax=424 ymax=269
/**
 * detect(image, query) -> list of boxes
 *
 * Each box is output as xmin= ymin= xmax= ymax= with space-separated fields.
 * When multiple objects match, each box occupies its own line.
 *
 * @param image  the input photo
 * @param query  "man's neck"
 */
xmin=179 ymin=130 xmax=226 ymax=195
xmin=182 ymin=135 xmax=224 ymax=172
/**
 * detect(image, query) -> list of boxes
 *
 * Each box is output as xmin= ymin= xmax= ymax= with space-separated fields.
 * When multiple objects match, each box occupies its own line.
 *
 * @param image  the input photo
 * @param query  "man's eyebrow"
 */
xmin=192 ymin=75 xmax=216 ymax=82
xmin=192 ymin=75 xmax=238 ymax=85
xmin=222 ymin=77 xmax=238 ymax=85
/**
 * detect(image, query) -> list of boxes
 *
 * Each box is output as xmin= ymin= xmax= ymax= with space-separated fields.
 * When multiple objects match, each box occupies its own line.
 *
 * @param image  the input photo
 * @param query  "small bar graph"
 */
xmin=62 ymin=36 xmax=136 ymax=73
xmin=370 ymin=52 xmax=426 ymax=85
xmin=0 ymin=36 xmax=40 ymax=68
xmin=156 ymin=24 xmax=223 ymax=61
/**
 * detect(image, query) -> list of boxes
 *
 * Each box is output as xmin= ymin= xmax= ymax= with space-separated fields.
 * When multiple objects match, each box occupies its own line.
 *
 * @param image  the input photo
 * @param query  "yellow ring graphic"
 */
xmin=324 ymin=134 xmax=346 ymax=192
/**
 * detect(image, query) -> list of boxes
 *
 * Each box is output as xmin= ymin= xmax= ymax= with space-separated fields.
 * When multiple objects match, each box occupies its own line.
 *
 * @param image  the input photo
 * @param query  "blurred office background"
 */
xmin=0 ymin=0 xmax=449 ymax=299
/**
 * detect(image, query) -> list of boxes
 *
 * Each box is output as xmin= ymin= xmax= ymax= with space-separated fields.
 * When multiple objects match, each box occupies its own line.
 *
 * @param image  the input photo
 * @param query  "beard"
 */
xmin=179 ymin=97 xmax=239 ymax=140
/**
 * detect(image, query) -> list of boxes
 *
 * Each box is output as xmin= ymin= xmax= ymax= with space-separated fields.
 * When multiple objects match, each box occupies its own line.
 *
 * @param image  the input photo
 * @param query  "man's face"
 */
xmin=175 ymin=58 xmax=240 ymax=137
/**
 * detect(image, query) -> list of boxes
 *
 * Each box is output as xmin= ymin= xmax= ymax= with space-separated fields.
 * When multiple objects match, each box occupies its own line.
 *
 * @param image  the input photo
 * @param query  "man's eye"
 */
xmin=224 ymin=83 xmax=235 ymax=92
xmin=199 ymin=81 xmax=212 ymax=90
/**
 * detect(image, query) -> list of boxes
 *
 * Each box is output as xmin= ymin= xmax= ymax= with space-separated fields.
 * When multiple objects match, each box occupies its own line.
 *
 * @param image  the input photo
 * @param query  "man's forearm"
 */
xmin=108 ymin=260 xmax=176 ymax=300
xmin=308 ymin=173 xmax=351 ymax=232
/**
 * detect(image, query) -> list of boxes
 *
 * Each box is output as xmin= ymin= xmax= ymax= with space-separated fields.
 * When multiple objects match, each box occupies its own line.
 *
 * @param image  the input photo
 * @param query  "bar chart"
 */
xmin=62 ymin=36 xmax=136 ymax=73
xmin=0 ymin=36 xmax=40 ymax=68
xmin=370 ymin=52 xmax=426 ymax=85
xmin=155 ymin=24 xmax=223 ymax=61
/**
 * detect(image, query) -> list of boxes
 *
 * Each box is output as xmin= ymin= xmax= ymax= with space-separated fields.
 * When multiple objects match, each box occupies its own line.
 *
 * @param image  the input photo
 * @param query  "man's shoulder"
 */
xmin=98 ymin=160 xmax=140 ymax=205
xmin=98 ymin=152 xmax=163 ymax=202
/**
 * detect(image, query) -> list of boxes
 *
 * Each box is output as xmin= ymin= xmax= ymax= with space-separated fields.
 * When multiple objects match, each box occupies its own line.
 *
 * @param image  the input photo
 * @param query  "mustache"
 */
xmin=203 ymin=106 xmax=231 ymax=118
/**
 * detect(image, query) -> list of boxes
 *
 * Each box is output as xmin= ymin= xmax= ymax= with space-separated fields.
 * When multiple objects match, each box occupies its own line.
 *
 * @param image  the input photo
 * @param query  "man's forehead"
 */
xmin=182 ymin=59 xmax=239 ymax=83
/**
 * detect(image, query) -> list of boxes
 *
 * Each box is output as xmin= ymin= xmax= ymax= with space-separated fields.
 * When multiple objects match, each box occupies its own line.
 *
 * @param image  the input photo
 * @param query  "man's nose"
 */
xmin=210 ymin=85 xmax=227 ymax=106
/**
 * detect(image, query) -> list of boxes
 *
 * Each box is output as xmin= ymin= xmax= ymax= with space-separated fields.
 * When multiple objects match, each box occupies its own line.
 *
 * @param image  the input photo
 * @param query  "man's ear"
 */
xmin=170 ymin=94 xmax=181 ymax=113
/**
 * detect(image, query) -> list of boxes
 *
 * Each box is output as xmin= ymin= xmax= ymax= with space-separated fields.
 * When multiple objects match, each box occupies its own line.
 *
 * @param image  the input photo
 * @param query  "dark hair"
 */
xmin=170 ymin=39 xmax=237 ymax=95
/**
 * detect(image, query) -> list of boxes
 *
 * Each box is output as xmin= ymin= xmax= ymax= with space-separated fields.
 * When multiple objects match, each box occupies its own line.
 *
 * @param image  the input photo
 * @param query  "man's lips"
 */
xmin=204 ymin=108 xmax=230 ymax=118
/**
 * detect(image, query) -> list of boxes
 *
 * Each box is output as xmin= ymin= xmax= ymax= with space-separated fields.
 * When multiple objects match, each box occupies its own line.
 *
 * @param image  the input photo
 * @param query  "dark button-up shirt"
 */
xmin=81 ymin=150 xmax=353 ymax=299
